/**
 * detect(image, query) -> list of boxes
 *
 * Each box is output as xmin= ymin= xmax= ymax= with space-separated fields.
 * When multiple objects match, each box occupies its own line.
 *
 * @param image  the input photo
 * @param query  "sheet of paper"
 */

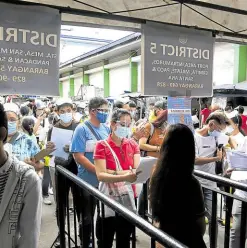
xmin=34 ymin=148 xmax=56 ymax=161
xmin=128 ymin=156 xmax=157 ymax=184
xmin=51 ymin=127 xmax=73 ymax=160
xmin=227 ymin=150 xmax=247 ymax=169
xmin=231 ymin=171 xmax=247 ymax=184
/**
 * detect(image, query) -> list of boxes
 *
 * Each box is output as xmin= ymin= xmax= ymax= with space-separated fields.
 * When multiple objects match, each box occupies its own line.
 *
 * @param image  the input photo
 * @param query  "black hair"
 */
xmin=231 ymin=115 xmax=246 ymax=136
xmin=20 ymin=106 xmax=30 ymax=116
xmin=238 ymin=106 xmax=244 ymax=114
xmin=0 ymin=103 xmax=8 ymax=142
xmin=149 ymin=102 xmax=155 ymax=106
xmin=111 ymin=108 xmax=132 ymax=122
xmin=57 ymin=103 xmax=73 ymax=111
xmin=150 ymin=124 xmax=195 ymax=222
xmin=225 ymin=106 xmax=233 ymax=112
xmin=113 ymin=100 xmax=124 ymax=109
xmin=22 ymin=117 xmax=35 ymax=136
xmin=206 ymin=112 xmax=230 ymax=125
xmin=88 ymin=97 xmax=108 ymax=112
xmin=129 ymin=101 xmax=136 ymax=108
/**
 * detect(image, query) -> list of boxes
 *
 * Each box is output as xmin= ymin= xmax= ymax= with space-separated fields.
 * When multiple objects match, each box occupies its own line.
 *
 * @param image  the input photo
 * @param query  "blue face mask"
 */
xmin=115 ymin=126 xmax=131 ymax=139
xmin=208 ymin=130 xmax=221 ymax=137
xmin=96 ymin=112 xmax=108 ymax=123
xmin=60 ymin=113 xmax=73 ymax=124
xmin=8 ymin=121 xmax=17 ymax=135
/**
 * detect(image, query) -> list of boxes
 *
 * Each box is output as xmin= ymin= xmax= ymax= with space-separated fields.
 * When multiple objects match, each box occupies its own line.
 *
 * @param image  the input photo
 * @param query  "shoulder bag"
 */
xmin=99 ymin=140 xmax=136 ymax=218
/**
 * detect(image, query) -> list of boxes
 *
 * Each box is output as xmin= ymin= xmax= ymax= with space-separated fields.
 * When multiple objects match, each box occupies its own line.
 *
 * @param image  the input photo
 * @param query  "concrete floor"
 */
xmin=38 ymin=191 xmax=244 ymax=248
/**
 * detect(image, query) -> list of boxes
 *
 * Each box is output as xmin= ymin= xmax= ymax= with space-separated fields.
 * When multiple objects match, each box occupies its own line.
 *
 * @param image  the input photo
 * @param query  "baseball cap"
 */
xmin=4 ymin=103 xmax=20 ymax=116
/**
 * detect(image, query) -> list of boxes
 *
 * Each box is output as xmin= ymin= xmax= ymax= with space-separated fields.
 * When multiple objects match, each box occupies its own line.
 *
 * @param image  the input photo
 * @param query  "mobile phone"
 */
xmin=218 ymin=144 xmax=223 ymax=149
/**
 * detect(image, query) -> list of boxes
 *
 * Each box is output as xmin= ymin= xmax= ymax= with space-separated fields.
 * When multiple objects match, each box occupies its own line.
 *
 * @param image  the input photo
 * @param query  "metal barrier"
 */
xmin=55 ymin=165 xmax=187 ymax=248
xmin=140 ymin=170 xmax=247 ymax=248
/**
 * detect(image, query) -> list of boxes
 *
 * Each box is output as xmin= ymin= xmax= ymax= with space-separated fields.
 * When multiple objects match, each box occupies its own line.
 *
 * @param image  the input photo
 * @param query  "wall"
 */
xmin=110 ymin=65 xmax=130 ymax=96
xmin=74 ymin=77 xmax=83 ymax=96
xmin=89 ymin=72 xmax=104 ymax=89
xmin=62 ymin=80 xmax=70 ymax=98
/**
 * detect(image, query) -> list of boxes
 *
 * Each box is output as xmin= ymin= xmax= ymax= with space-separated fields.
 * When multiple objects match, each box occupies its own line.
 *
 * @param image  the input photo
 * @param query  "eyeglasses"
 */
xmin=95 ymin=108 xmax=109 ymax=113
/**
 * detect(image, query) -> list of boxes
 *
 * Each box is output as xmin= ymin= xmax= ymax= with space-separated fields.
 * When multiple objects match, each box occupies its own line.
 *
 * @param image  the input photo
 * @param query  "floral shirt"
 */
xmin=11 ymin=132 xmax=40 ymax=162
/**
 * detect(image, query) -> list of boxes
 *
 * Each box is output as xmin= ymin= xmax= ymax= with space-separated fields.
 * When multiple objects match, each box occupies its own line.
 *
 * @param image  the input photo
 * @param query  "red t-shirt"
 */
xmin=241 ymin=115 xmax=247 ymax=135
xmin=94 ymin=136 xmax=140 ymax=196
xmin=200 ymin=108 xmax=211 ymax=124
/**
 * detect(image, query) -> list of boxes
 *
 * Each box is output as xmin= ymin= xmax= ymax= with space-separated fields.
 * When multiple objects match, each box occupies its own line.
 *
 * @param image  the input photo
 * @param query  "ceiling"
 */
xmin=10 ymin=0 xmax=247 ymax=43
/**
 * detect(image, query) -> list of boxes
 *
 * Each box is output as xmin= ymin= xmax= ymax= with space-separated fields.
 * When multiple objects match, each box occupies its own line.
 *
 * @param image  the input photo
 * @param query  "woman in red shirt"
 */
xmin=94 ymin=108 xmax=140 ymax=248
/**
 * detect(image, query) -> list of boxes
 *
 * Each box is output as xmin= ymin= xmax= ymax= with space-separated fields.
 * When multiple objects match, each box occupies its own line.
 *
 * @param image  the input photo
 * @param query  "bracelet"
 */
xmin=113 ymin=171 xmax=118 ymax=175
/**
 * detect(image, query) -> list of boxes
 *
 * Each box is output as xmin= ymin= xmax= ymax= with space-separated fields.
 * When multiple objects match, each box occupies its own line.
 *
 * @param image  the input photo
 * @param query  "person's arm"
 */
xmin=33 ymin=113 xmax=46 ymax=135
xmin=95 ymin=159 xmax=136 ymax=183
xmin=73 ymin=152 xmax=96 ymax=173
xmin=139 ymin=137 xmax=160 ymax=152
xmin=17 ymin=174 xmax=42 ymax=248
xmin=71 ymin=125 xmax=96 ymax=173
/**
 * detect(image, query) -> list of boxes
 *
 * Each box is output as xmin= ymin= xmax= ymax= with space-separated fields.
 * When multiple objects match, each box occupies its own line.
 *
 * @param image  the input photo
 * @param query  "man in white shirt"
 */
xmin=195 ymin=112 xmax=228 ymax=239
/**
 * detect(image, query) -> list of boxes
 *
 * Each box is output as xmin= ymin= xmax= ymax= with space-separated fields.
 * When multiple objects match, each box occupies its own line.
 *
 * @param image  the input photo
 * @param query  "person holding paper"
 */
xmin=150 ymin=123 xmax=206 ymax=248
xmin=94 ymin=108 xmax=140 ymax=248
xmin=70 ymin=97 xmax=110 ymax=248
xmin=195 ymin=112 xmax=229 ymax=239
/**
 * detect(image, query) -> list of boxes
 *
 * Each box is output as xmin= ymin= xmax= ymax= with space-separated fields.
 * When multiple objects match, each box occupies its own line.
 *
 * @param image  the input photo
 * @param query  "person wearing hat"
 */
xmin=0 ymin=103 xmax=42 ymax=248
xmin=4 ymin=103 xmax=42 ymax=170
xmin=46 ymin=98 xmax=79 ymax=245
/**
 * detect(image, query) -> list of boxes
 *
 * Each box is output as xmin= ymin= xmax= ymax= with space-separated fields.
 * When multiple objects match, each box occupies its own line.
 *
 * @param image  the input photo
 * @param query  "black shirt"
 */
xmin=158 ymin=176 xmax=206 ymax=248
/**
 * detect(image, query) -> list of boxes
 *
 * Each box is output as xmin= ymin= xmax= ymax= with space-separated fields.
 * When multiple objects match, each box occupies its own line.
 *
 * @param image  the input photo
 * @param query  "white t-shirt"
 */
xmin=231 ymin=132 xmax=245 ymax=148
xmin=194 ymin=132 xmax=217 ymax=188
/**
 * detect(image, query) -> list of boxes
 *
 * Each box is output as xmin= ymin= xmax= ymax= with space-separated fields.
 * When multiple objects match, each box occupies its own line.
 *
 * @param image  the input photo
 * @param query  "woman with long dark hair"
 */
xmin=150 ymin=124 xmax=206 ymax=248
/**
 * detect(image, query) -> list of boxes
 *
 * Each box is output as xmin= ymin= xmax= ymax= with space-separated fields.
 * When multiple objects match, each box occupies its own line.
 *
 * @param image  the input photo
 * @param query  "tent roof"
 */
xmin=12 ymin=0 xmax=247 ymax=43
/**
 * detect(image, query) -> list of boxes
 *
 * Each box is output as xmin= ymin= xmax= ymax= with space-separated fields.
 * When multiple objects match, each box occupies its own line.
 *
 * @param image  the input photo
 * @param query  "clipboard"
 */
xmin=34 ymin=149 xmax=56 ymax=161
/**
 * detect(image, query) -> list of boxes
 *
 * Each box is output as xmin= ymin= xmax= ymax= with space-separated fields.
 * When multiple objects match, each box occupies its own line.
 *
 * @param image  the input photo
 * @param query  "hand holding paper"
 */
xmin=127 ymin=157 xmax=157 ymax=184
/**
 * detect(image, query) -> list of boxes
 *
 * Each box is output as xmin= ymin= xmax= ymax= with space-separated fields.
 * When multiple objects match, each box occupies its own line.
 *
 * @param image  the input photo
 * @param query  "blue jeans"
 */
xmin=203 ymin=188 xmax=218 ymax=239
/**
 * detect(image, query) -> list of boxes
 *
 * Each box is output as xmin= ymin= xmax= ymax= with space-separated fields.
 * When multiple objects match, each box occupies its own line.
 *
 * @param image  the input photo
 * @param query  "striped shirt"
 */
xmin=0 ymin=158 xmax=13 ymax=205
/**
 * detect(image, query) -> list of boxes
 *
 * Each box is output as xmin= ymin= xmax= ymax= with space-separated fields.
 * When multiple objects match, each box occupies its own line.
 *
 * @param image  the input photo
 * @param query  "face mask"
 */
xmin=60 ymin=113 xmax=73 ymax=124
xmin=8 ymin=121 xmax=17 ymax=135
xmin=208 ymin=130 xmax=221 ymax=137
xmin=96 ymin=112 xmax=108 ymax=123
xmin=115 ymin=126 xmax=131 ymax=139
xmin=225 ymin=126 xmax=234 ymax=134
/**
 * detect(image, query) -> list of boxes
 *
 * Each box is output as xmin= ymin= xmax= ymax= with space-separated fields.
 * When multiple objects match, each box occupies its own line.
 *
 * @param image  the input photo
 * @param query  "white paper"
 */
xmin=128 ymin=156 xmax=157 ymax=184
xmin=51 ymin=127 xmax=73 ymax=160
xmin=231 ymin=171 xmax=247 ymax=182
xmin=227 ymin=150 xmax=247 ymax=169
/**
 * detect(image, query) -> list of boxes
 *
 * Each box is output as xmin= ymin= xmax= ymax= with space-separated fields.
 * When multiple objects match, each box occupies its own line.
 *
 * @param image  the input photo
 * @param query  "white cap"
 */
xmin=56 ymin=98 xmax=73 ymax=107
xmin=4 ymin=103 xmax=20 ymax=116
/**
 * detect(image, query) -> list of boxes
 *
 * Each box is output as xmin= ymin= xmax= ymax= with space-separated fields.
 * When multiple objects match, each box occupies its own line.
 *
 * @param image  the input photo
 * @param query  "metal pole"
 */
xmin=172 ymin=0 xmax=247 ymax=16
xmin=2 ymin=0 xmax=247 ymax=40
xmin=56 ymin=169 xmax=66 ymax=248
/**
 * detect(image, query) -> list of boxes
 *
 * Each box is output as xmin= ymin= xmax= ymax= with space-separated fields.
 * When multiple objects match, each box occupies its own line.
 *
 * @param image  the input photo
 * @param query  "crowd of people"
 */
xmin=0 ymin=95 xmax=247 ymax=248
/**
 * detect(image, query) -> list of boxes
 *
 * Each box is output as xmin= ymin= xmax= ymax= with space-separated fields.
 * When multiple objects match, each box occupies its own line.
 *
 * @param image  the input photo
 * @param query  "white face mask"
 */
xmin=225 ymin=126 xmax=234 ymax=134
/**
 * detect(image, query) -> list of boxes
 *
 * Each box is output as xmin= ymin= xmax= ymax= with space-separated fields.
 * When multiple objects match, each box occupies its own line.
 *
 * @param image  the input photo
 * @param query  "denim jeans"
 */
xmin=42 ymin=166 xmax=51 ymax=198
xmin=230 ymin=200 xmax=247 ymax=248
xmin=203 ymin=188 xmax=218 ymax=239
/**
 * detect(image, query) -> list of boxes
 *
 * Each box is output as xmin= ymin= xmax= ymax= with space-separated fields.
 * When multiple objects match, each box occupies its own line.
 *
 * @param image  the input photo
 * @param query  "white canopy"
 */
xmin=15 ymin=0 xmax=247 ymax=43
